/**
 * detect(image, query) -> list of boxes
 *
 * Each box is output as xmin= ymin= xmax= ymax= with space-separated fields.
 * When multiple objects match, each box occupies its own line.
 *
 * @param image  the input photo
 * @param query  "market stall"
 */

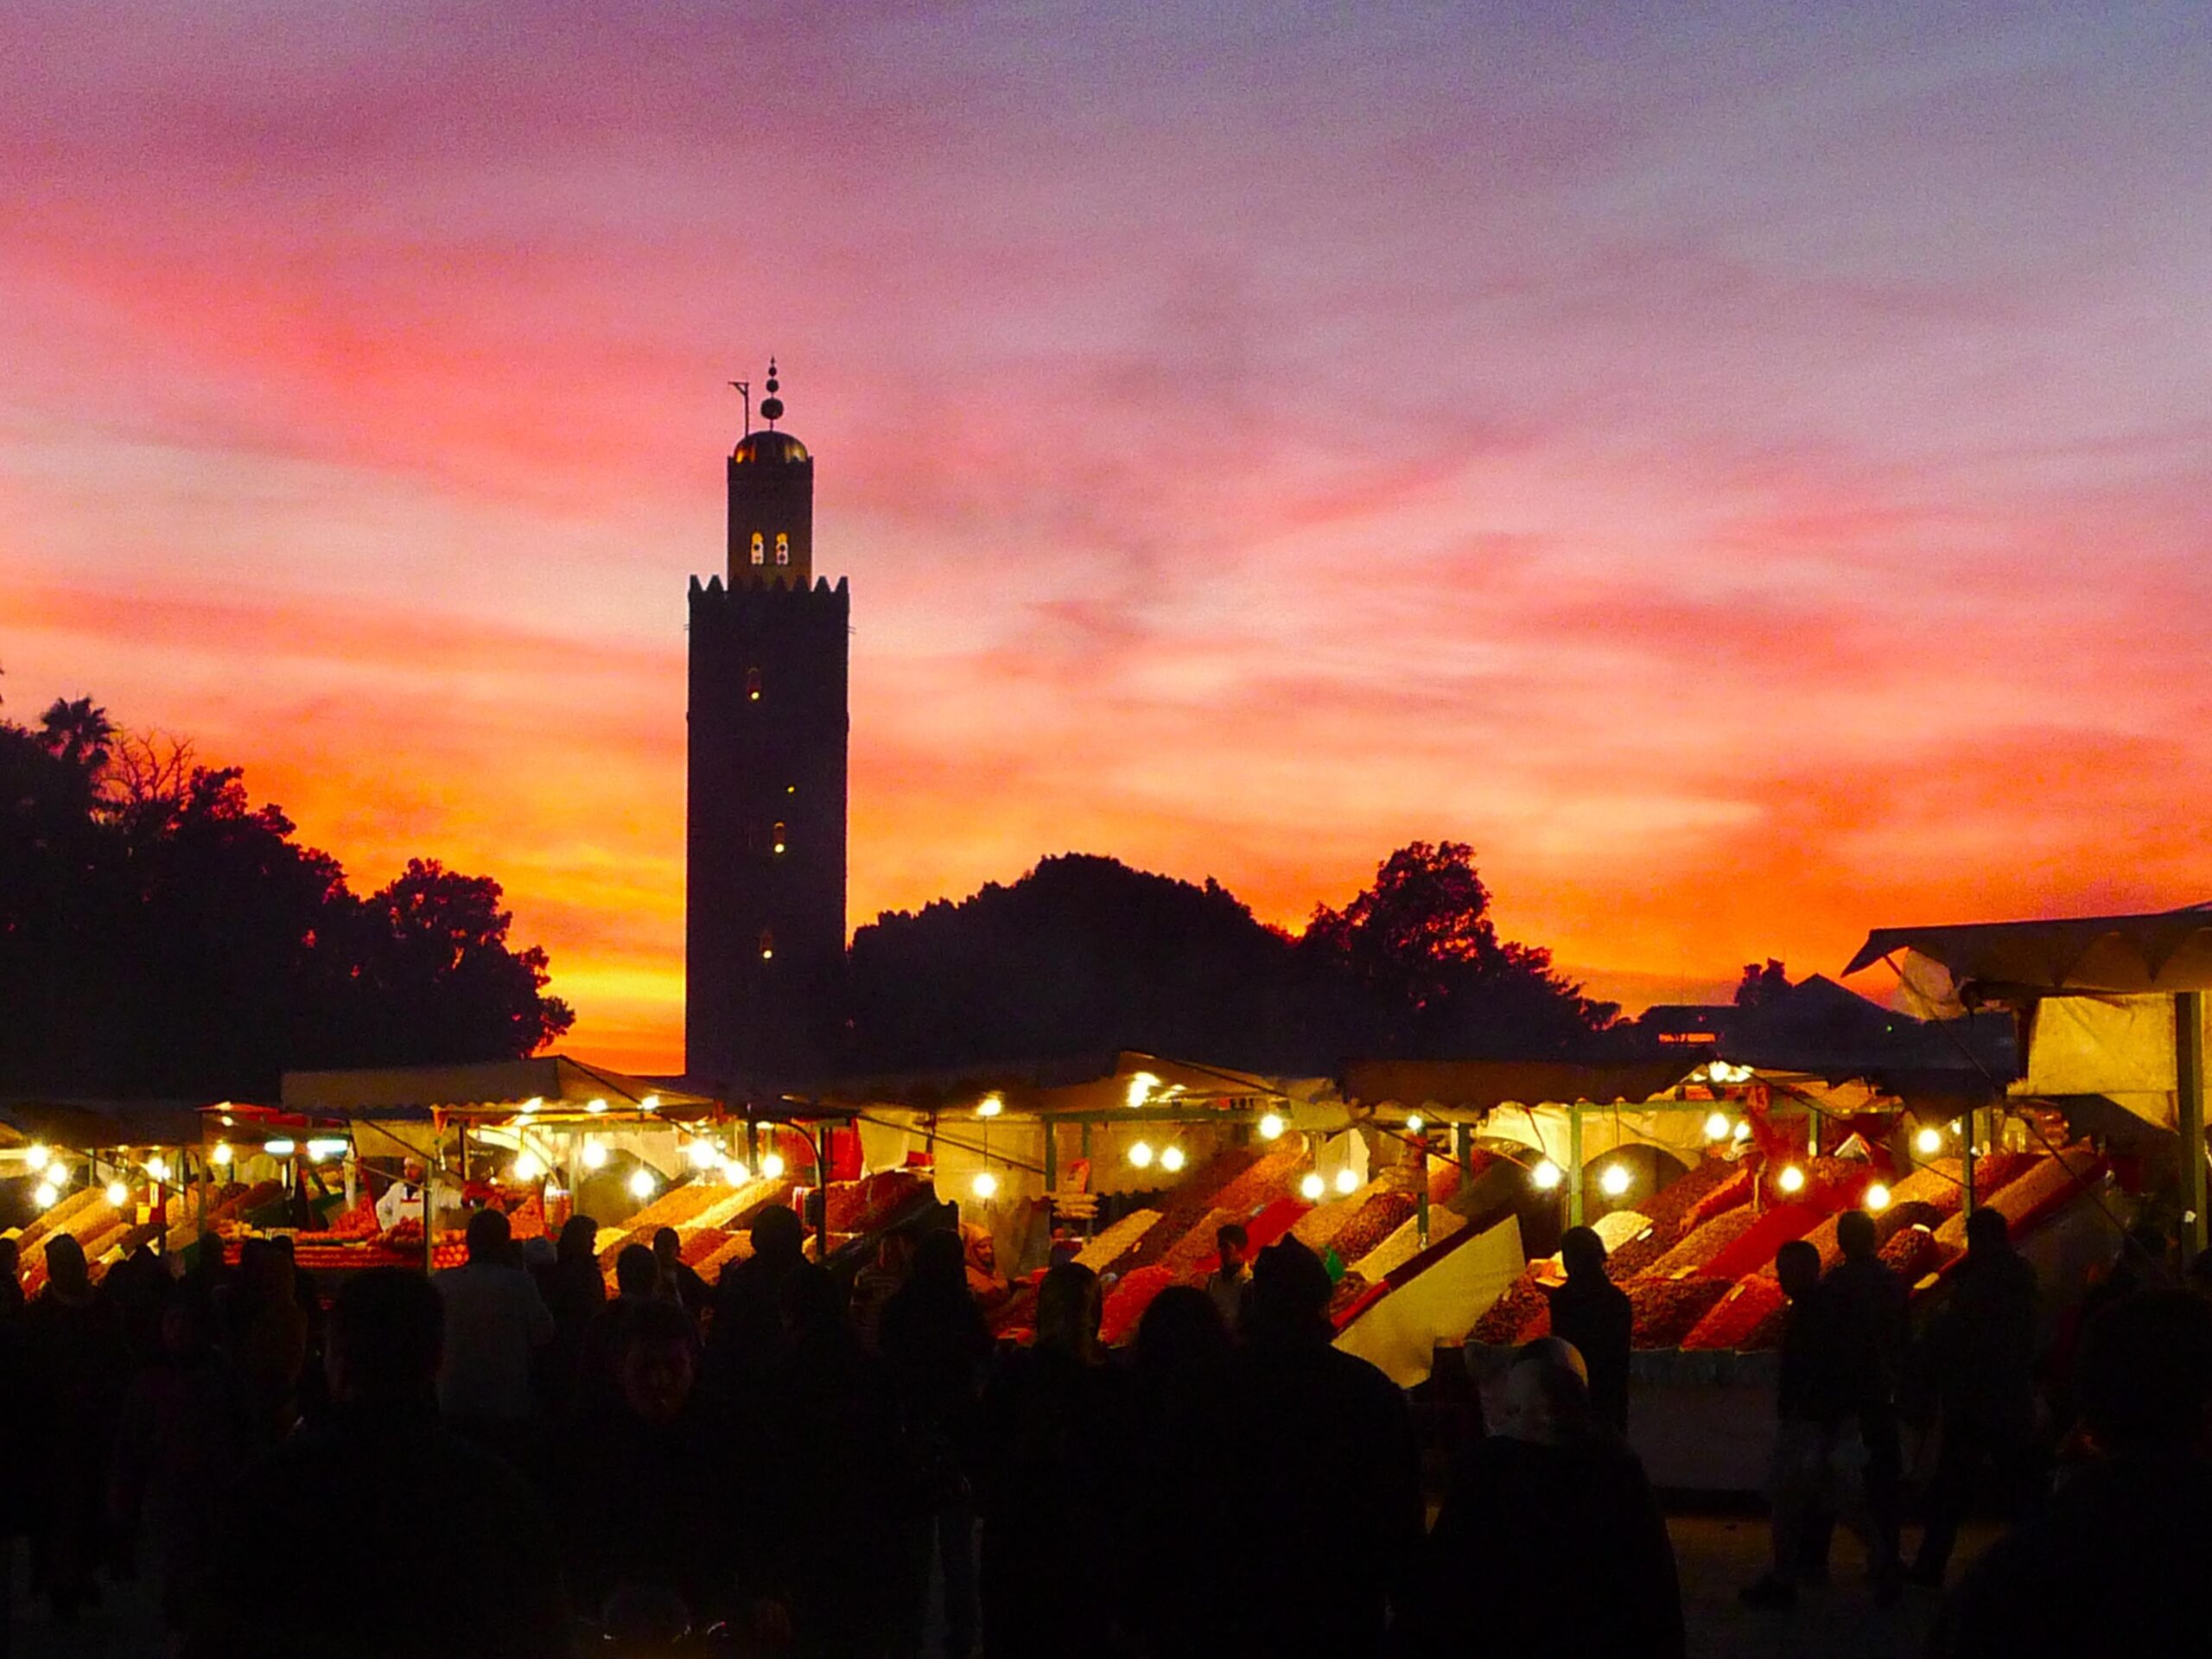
xmin=1 ymin=1099 xmax=220 ymax=1290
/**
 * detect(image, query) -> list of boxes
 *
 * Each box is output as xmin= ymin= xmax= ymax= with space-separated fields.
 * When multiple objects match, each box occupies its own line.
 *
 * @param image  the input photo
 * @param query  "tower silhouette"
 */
xmin=686 ymin=361 xmax=849 ymax=1090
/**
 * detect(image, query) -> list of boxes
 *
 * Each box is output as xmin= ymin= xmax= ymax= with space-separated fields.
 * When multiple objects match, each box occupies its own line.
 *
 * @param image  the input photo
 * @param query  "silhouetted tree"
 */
xmin=0 ymin=692 xmax=573 ymax=1098
xmin=1734 ymin=958 xmax=1791 ymax=1007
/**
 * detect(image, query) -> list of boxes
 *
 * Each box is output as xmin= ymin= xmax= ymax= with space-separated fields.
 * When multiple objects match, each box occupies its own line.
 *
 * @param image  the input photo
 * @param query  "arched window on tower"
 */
xmin=775 ymin=532 xmax=790 ymax=566
xmin=750 ymin=532 xmax=765 ymax=566
xmin=772 ymin=821 xmax=787 ymax=855
xmin=759 ymin=929 xmax=775 ymax=962
xmin=746 ymin=668 xmax=762 ymax=702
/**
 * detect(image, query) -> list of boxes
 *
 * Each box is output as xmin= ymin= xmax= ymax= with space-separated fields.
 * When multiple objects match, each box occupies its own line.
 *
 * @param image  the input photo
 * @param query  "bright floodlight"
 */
xmin=264 ymin=1139 xmax=296 ymax=1157
xmin=1258 ymin=1112 xmax=1285 ymax=1141
xmin=1299 ymin=1172 xmax=1326 ymax=1201
xmin=1333 ymin=1166 xmax=1359 ymax=1196
xmin=760 ymin=1152 xmax=786 ymax=1180
xmin=1531 ymin=1159 xmax=1563 ymax=1191
xmin=971 ymin=1170 xmax=999 ymax=1199
xmin=1128 ymin=1141 xmax=1155 ymax=1170
xmin=1915 ymin=1126 xmax=1943 ymax=1156
xmin=512 ymin=1151 xmax=545 ymax=1183
xmin=1406 ymin=1114 xmax=1425 ymax=1134
xmin=1160 ymin=1145 xmax=1186 ymax=1173
xmin=688 ymin=1140 xmax=720 ymax=1170
xmin=1704 ymin=1111 xmax=1732 ymax=1141
xmin=977 ymin=1093 xmax=1005 ymax=1118
xmin=145 ymin=1155 xmax=169 ymax=1182
xmin=1864 ymin=1182 xmax=1891 ymax=1212
xmin=1777 ymin=1164 xmax=1807 ymax=1195
xmin=1599 ymin=1163 xmax=1631 ymax=1198
xmin=105 ymin=1179 xmax=129 ymax=1206
xmin=34 ymin=1180 xmax=60 ymax=1210
xmin=25 ymin=1143 xmax=50 ymax=1173
xmin=211 ymin=1141 xmax=234 ymax=1166
xmin=627 ymin=1167 xmax=657 ymax=1200
xmin=582 ymin=1141 xmax=609 ymax=1170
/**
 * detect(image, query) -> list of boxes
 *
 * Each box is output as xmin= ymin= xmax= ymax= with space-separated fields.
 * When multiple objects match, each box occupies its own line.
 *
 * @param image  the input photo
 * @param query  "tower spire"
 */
xmin=760 ymin=358 xmax=784 ymax=429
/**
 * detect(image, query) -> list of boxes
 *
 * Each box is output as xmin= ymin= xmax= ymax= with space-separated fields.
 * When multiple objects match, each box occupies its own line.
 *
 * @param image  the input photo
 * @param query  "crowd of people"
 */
xmin=2 ymin=1193 xmax=2211 ymax=1657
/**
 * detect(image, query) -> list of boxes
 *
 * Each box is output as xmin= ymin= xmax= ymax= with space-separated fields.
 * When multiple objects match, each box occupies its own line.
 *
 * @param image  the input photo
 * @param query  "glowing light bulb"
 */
xmin=587 ymin=1098 xmax=608 ymax=1116
xmin=1777 ymin=1165 xmax=1807 ymax=1195
xmin=977 ymin=1094 xmax=1004 ymax=1118
xmin=512 ymin=1151 xmax=545 ymax=1183
xmin=1300 ymin=1172 xmax=1326 ymax=1201
xmin=1704 ymin=1111 xmax=1732 ymax=1141
xmin=582 ymin=1141 xmax=608 ymax=1170
xmin=1258 ymin=1112 xmax=1285 ymax=1141
xmin=1864 ymin=1182 xmax=1891 ymax=1213
xmin=1406 ymin=1114 xmax=1425 ymax=1134
xmin=1732 ymin=1121 xmax=1751 ymax=1143
xmin=1333 ymin=1166 xmax=1359 ymax=1196
xmin=34 ymin=1180 xmax=60 ymax=1210
xmin=1531 ymin=1159 xmax=1563 ymax=1191
xmin=144 ymin=1155 xmax=168 ymax=1182
xmin=639 ymin=1095 xmax=659 ymax=1113
xmin=627 ymin=1167 xmax=657 ymax=1200
xmin=264 ymin=1139 xmax=296 ymax=1157
xmin=971 ymin=1170 xmax=998 ymax=1199
xmin=1915 ymin=1126 xmax=1943 ymax=1156
xmin=760 ymin=1152 xmax=785 ymax=1180
xmin=1126 ymin=1071 xmax=1160 ymax=1109
xmin=720 ymin=1157 xmax=752 ymax=1185
xmin=688 ymin=1139 xmax=721 ymax=1170
xmin=1128 ymin=1141 xmax=1155 ymax=1170
xmin=211 ymin=1141 xmax=234 ymax=1166
xmin=25 ymin=1144 xmax=50 ymax=1173
xmin=1599 ymin=1164 xmax=1631 ymax=1198
xmin=308 ymin=1139 xmax=348 ymax=1163
xmin=105 ymin=1179 xmax=129 ymax=1206
xmin=1160 ymin=1145 xmax=1186 ymax=1173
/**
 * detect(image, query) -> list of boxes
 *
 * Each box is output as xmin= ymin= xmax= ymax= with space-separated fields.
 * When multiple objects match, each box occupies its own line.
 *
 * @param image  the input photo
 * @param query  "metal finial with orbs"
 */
xmin=760 ymin=356 xmax=785 ymax=425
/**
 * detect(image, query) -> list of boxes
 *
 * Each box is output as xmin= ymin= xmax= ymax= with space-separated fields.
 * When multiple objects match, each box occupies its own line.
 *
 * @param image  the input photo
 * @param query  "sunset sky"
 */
xmin=5 ymin=3 xmax=2209 ymax=1071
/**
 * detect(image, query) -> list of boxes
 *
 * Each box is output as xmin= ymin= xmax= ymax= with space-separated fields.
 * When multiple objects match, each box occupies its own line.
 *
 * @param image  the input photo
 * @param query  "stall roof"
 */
xmin=280 ymin=1057 xmax=715 ymax=1119
xmin=1847 ymin=904 xmax=2212 ymax=998
xmin=812 ymin=1051 xmax=1316 ymax=1121
xmin=0 ymin=1098 xmax=210 ymax=1150
xmin=1341 ymin=1058 xmax=1703 ymax=1117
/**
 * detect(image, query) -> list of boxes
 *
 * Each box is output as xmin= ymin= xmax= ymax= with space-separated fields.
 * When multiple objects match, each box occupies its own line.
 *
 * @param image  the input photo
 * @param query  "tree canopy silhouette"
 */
xmin=1734 ymin=958 xmax=1791 ymax=1007
xmin=848 ymin=842 xmax=1618 ymax=1072
xmin=0 ymin=689 xmax=573 ymax=1099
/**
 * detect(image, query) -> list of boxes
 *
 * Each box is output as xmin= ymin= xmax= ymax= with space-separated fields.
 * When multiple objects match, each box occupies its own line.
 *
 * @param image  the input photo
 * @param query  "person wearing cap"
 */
xmin=375 ymin=1157 xmax=459 ymax=1230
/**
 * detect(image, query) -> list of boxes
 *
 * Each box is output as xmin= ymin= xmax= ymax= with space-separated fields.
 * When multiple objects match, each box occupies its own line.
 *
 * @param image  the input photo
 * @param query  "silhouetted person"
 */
xmin=1216 ymin=1236 xmax=1419 ymax=1657
xmin=975 ymin=1262 xmax=1126 ymax=1659
xmin=1124 ymin=1287 xmax=1235 ymax=1659
xmin=1205 ymin=1222 xmax=1251 ymax=1332
xmin=707 ymin=1205 xmax=807 ymax=1404
xmin=1935 ymin=1290 xmax=2212 ymax=1656
xmin=1813 ymin=1207 xmax=1907 ymax=1587
xmin=0 ymin=1236 xmax=23 ymax=1655
xmin=108 ymin=1290 xmax=250 ymax=1634
xmin=176 ymin=1231 xmax=229 ymax=1327
xmin=1743 ymin=1239 xmax=1872 ymax=1608
xmin=187 ymin=1268 xmax=568 ymax=1659
xmin=223 ymin=1236 xmax=307 ymax=1448
xmin=536 ymin=1212 xmax=605 ymax=1417
xmin=434 ymin=1208 xmax=552 ymax=1471
xmin=0 ymin=1237 xmax=22 ymax=1322
xmin=652 ymin=1226 xmax=710 ymax=1316
xmin=766 ymin=1262 xmax=904 ymax=1656
xmin=567 ymin=1299 xmax=766 ymax=1630
xmin=880 ymin=1227 xmax=990 ymax=1658
xmin=1547 ymin=1224 xmax=1632 ymax=1434
xmin=269 ymin=1232 xmax=328 ymax=1421
xmin=578 ymin=1243 xmax=664 ymax=1419
xmin=851 ymin=1229 xmax=914 ymax=1357
xmin=1911 ymin=1205 xmax=2039 ymax=1586
xmin=22 ymin=1234 xmax=127 ymax=1620
xmin=1402 ymin=1337 xmax=1682 ymax=1656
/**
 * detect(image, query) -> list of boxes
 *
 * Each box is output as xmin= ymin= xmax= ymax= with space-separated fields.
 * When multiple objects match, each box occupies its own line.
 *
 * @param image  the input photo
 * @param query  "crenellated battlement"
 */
xmin=690 ymin=571 xmax=849 ymax=613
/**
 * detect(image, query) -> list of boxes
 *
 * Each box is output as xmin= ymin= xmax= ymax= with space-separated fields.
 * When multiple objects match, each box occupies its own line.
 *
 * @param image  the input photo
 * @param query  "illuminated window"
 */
xmin=775 ymin=532 xmax=790 ymax=566
xmin=746 ymin=668 xmax=761 ymax=702
xmin=750 ymin=532 xmax=765 ymax=566
xmin=759 ymin=930 xmax=775 ymax=961
xmin=772 ymin=821 xmax=787 ymax=855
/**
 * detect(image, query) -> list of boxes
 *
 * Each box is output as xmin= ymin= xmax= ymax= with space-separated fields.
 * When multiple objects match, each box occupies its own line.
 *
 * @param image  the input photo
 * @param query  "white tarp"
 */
xmin=2020 ymin=994 xmax=2191 ymax=1131
xmin=1478 ymin=1104 xmax=1715 ymax=1163
xmin=1333 ymin=1214 xmax=1524 ymax=1389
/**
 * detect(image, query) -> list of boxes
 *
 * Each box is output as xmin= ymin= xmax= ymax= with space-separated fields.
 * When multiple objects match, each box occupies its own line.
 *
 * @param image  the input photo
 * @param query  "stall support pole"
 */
xmin=1081 ymin=1121 xmax=1093 ymax=1168
xmin=1416 ymin=1143 xmax=1431 ymax=1249
xmin=2178 ymin=992 xmax=2209 ymax=1258
xmin=1961 ymin=1109 xmax=1976 ymax=1221
xmin=1457 ymin=1122 xmax=1473 ymax=1179
xmin=815 ymin=1123 xmax=834 ymax=1262
xmin=1567 ymin=1103 xmax=1585 ymax=1230
xmin=1044 ymin=1123 xmax=1058 ymax=1197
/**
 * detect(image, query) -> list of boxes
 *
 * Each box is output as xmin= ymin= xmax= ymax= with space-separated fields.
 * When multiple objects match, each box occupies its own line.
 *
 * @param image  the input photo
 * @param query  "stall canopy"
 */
xmin=0 ymin=1098 xmax=207 ymax=1152
xmin=1847 ymin=905 xmax=2212 ymax=1001
xmin=1341 ymin=1059 xmax=1702 ymax=1121
xmin=281 ymin=1057 xmax=715 ymax=1120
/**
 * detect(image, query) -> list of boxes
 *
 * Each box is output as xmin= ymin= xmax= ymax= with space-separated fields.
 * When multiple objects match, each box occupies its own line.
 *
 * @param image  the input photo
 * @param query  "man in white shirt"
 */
xmin=434 ymin=1208 xmax=554 ymax=1440
xmin=376 ymin=1159 xmax=454 ymax=1230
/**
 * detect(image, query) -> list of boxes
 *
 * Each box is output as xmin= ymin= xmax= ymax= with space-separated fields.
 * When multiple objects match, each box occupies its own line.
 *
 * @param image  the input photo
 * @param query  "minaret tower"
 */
xmin=685 ymin=361 xmax=850 ymax=1090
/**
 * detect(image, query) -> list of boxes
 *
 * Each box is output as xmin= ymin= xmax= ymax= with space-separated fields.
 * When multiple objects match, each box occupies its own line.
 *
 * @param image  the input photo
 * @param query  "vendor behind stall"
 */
xmin=375 ymin=1159 xmax=459 ymax=1230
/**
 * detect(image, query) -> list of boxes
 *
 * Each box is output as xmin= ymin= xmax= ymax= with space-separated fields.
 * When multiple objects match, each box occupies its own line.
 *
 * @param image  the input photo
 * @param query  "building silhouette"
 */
xmin=686 ymin=362 xmax=849 ymax=1090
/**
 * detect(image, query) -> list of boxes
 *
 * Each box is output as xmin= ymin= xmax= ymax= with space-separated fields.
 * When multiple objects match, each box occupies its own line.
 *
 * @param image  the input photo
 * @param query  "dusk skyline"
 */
xmin=6 ymin=3 xmax=2209 ymax=1071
